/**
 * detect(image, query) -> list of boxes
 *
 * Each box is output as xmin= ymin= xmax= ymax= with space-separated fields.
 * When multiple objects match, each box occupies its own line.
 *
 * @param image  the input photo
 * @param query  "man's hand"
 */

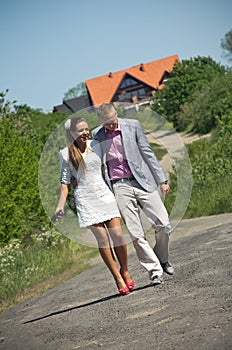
xmin=160 ymin=183 xmax=170 ymax=196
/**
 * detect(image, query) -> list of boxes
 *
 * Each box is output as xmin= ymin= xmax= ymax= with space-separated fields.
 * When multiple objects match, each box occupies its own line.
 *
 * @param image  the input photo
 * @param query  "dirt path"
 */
xmin=0 ymin=213 xmax=232 ymax=350
xmin=147 ymin=130 xmax=211 ymax=174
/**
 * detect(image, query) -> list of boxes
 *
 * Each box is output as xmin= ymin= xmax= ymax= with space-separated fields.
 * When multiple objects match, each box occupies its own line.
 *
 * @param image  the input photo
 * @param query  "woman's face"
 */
xmin=73 ymin=121 xmax=89 ymax=145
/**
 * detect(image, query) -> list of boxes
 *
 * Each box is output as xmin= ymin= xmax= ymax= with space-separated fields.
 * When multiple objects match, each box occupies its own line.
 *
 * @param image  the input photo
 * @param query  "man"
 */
xmin=92 ymin=103 xmax=174 ymax=285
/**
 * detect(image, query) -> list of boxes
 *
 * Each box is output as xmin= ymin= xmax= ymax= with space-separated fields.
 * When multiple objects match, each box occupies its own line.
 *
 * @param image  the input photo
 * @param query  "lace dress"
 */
xmin=60 ymin=142 xmax=120 ymax=228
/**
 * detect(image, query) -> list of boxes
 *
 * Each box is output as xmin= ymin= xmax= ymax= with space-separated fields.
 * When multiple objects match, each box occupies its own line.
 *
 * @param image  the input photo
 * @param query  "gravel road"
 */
xmin=0 ymin=213 xmax=232 ymax=350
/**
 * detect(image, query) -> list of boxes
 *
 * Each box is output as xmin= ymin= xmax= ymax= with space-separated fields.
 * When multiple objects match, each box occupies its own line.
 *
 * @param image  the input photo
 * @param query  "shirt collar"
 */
xmin=104 ymin=123 xmax=121 ymax=134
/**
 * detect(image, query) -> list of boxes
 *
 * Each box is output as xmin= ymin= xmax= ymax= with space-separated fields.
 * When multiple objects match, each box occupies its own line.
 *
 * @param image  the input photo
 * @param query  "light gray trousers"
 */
xmin=112 ymin=179 xmax=171 ymax=280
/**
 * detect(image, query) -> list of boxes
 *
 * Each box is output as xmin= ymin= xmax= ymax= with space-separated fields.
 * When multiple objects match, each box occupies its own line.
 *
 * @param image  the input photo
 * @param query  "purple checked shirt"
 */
xmin=105 ymin=125 xmax=133 ymax=181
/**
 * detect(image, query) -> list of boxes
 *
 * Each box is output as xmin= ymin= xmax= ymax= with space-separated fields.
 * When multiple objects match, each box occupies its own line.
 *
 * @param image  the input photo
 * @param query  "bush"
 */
xmin=0 ymin=118 xmax=47 ymax=244
xmin=0 ymin=229 xmax=98 ymax=309
xmin=175 ymin=73 xmax=232 ymax=133
xmin=166 ymin=130 xmax=232 ymax=218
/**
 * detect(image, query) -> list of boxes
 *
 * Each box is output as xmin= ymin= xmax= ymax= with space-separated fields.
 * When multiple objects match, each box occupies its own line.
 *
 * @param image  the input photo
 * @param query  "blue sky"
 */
xmin=1 ymin=0 xmax=231 ymax=112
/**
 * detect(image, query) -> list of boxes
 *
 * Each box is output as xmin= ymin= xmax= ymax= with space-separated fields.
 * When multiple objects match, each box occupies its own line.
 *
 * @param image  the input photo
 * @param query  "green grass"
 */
xmin=150 ymin=143 xmax=167 ymax=161
xmin=0 ymin=231 xmax=98 ymax=312
xmin=184 ymin=176 xmax=232 ymax=218
xmin=164 ymin=138 xmax=232 ymax=219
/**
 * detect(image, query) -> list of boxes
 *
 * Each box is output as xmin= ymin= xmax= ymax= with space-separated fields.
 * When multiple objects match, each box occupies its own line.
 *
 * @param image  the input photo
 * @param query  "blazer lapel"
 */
xmin=96 ymin=127 xmax=107 ymax=163
xmin=118 ymin=119 xmax=130 ymax=155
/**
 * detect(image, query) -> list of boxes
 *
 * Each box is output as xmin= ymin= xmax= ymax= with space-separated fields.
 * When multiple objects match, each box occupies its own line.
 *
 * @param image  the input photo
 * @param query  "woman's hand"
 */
xmin=55 ymin=207 xmax=64 ymax=216
xmin=51 ymin=207 xmax=64 ymax=224
xmin=52 ymin=184 xmax=69 ymax=222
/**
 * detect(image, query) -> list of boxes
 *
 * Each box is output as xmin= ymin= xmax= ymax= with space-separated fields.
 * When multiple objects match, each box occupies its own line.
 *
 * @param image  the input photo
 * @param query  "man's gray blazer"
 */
xmin=91 ymin=118 xmax=167 ymax=193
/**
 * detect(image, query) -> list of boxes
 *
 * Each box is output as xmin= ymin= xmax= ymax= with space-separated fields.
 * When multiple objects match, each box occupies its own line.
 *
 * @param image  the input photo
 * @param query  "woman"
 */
xmin=55 ymin=116 xmax=134 ymax=296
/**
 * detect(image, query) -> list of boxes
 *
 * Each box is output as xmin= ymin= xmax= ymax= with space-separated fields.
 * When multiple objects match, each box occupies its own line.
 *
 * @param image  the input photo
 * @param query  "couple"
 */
xmin=55 ymin=103 xmax=173 ymax=296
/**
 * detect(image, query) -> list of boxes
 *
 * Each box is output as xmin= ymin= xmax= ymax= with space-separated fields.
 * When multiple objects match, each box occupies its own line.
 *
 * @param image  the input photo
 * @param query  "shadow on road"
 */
xmin=23 ymin=283 xmax=153 ymax=324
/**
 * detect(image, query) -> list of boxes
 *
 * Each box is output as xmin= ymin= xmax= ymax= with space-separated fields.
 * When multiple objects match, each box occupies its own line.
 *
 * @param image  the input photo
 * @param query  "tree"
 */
xmin=175 ymin=72 xmax=232 ymax=133
xmin=0 ymin=117 xmax=47 ymax=244
xmin=151 ymin=56 xmax=226 ymax=128
xmin=63 ymin=82 xmax=87 ymax=101
xmin=0 ymin=93 xmax=67 ymax=244
xmin=0 ymin=89 xmax=16 ymax=120
xmin=221 ymin=29 xmax=232 ymax=61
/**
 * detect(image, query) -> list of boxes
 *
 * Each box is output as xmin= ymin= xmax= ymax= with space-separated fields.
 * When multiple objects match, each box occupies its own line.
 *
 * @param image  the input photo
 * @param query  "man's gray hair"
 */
xmin=97 ymin=103 xmax=116 ymax=121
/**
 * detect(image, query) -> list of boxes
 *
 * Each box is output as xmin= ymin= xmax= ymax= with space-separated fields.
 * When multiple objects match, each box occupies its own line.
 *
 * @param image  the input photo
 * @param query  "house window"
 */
xmin=120 ymin=77 xmax=138 ymax=89
xmin=117 ymin=88 xmax=147 ymax=102
xmin=138 ymin=88 xmax=145 ymax=96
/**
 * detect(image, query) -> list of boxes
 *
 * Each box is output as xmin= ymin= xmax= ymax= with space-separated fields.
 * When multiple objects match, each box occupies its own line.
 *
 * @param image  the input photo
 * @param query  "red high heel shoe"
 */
xmin=126 ymin=280 xmax=135 ymax=292
xmin=119 ymin=286 xmax=130 ymax=296
xmin=120 ymin=268 xmax=135 ymax=292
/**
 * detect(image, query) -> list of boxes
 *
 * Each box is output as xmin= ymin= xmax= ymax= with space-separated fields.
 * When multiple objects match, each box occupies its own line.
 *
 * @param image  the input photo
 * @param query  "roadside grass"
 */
xmin=0 ymin=229 xmax=98 ymax=313
xmin=165 ymin=173 xmax=232 ymax=219
xmin=164 ymin=137 xmax=232 ymax=219
xmin=150 ymin=143 xmax=167 ymax=161
xmin=184 ymin=176 xmax=232 ymax=218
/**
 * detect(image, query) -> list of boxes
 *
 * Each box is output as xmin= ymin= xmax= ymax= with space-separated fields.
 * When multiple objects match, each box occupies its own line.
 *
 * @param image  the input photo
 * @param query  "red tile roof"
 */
xmin=85 ymin=55 xmax=180 ymax=106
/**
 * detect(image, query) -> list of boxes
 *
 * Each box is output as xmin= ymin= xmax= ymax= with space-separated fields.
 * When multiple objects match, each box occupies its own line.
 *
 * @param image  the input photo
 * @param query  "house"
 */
xmin=53 ymin=95 xmax=90 ymax=114
xmin=53 ymin=54 xmax=180 ymax=114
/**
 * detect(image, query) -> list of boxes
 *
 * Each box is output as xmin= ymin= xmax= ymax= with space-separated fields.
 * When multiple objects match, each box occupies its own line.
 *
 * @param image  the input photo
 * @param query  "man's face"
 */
xmin=99 ymin=112 xmax=118 ymax=131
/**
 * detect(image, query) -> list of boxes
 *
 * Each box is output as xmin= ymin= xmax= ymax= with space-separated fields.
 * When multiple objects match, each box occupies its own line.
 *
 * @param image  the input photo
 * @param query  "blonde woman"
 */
xmin=55 ymin=116 xmax=134 ymax=296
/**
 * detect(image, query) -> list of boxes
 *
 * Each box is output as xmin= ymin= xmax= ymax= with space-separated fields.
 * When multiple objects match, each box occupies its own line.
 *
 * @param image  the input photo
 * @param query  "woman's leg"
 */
xmin=106 ymin=218 xmax=133 ymax=285
xmin=90 ymin=223 xmax=127 ymax=291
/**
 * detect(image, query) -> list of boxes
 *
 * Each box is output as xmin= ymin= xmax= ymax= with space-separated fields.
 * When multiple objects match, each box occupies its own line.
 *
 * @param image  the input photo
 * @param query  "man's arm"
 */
xmin=135 ymin=120 xmax=168 ymax=185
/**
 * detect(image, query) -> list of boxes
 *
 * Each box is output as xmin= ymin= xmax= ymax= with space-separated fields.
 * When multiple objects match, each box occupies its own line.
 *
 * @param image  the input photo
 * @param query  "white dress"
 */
xmin=59 ymin=141 xmax=120 ymax=228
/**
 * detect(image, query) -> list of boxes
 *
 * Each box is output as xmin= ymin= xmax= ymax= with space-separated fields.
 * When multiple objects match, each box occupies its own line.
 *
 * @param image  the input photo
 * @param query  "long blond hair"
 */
xmin=65 ymin=117 xmax=87 ymax=172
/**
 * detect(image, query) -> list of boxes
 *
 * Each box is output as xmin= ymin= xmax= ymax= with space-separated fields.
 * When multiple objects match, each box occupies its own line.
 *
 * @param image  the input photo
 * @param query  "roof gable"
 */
xmin=118 ymin=72 xmax=151 ymax=89
xmin=53 ymin=95 xmax=90 ymax=113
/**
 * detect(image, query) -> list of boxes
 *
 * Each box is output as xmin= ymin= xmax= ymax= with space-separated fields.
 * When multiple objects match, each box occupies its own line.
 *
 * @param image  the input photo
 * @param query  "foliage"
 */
xmin=120 ymin=106 xmax=172 ymax=132
xmin=166 ymin=115 xmax=232 ymax=218
xmin=150 ymin=143 xmax=167 ymax=161
xmin=23 ymin=105 xmax=68 ymax=147
xmin=151 ymin=56 xmax=226 ymax=128
xmin=0 ymin=230 xmax=98 ymax=309
xmin=175 ymin=72 xmax=232 ymax=133
xmin=8 ymin=104 xmax=38 ymax=141
xmin=186 ymin=133 xmax=232 ymax=216
xmin=63 ymin=82 xmax=87 ymax=101
xmin=221 ymin=29 xmax=232 ymax=61
xmin=69 ymin=108 xmax=99 ymax=130
xmin=0 ymin=89 xmax=17 ymax=119
xmin=0 ymin=117 xmax=47 ymax=244
xmin=0 ymin=91 xmax=69 ymax=245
